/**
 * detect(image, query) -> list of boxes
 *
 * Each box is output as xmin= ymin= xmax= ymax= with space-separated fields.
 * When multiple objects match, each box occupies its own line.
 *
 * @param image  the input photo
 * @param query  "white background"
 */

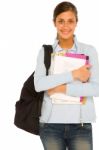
xmin=0 ymin=0 xmax=99 ymax=149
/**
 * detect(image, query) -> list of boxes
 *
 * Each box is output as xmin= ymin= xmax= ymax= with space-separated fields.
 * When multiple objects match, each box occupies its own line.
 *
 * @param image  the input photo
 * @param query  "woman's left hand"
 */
xmin=47 ymin=84 xmax=66 ymax=96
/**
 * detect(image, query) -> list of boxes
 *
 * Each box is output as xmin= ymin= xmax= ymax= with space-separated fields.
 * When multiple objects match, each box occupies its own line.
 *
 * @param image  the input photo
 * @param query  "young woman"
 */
xmin=34 ymin=1 xmax=99 ymax=150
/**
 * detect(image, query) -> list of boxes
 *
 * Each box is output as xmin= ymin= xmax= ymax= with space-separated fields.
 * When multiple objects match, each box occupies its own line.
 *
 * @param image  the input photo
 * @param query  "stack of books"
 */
xmin=50 ymin=51 xmax=89 ymax=105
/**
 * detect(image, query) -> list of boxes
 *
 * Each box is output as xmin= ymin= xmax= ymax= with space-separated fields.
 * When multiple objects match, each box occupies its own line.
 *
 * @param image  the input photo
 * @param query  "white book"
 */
xmin=50 ymin=53 xmax=88 ymax=104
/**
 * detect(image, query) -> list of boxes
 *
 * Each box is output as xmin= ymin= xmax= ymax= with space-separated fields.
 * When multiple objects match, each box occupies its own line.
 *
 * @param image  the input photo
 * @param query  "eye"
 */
xmin=58 ymin=20 xmax=65 ymax=24
xmin=68 ymin=19 xmax=75 ymax=24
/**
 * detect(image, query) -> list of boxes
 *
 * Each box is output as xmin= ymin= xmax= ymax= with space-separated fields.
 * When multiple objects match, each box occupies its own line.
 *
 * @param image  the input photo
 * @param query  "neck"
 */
xmin=58 ymin=37 xmax=74 ymax=49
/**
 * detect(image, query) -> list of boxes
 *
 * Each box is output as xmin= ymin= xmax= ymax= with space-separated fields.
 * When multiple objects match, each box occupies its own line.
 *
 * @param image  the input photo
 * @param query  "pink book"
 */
xmin=65 ymin=53 xmax=89 ymax=65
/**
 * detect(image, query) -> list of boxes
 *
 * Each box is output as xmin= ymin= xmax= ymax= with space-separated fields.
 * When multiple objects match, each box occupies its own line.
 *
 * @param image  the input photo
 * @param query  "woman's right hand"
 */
xmin=72 ymin=64 xmax=91 ymax=82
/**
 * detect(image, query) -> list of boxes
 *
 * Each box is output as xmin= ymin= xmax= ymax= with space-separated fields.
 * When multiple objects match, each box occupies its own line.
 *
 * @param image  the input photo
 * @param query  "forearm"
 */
xmin=66 ymin=81 xmax=99 ymax=97
xmin=34 ymin=73 xmax=71 ymax=92
xmin=47 ymin=80 xmax=99 ymax=97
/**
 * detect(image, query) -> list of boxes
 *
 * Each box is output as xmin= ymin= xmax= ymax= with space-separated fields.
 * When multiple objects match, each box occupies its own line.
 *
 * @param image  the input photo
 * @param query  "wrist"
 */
xmin=72 ymin=70 xmax=78 ymax=80
xmin=61 ymin=84 xmax=66 ymax=94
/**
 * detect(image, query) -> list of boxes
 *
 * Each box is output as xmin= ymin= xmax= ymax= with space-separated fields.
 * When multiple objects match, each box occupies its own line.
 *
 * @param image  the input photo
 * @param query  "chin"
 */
xmin=61 ymin=36 xmax=72 ymax=40
xmin=59 ymin=33 xmax=73 ymax=40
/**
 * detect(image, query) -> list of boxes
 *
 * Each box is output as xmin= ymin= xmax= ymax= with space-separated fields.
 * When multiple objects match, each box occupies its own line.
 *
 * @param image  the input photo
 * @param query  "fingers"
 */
xmin=85 ymin=64 xmax=91 ymax=69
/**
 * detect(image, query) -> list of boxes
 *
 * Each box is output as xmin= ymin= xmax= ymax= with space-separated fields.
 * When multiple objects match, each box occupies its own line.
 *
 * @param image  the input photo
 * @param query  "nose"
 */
xmin=63 ymin=21 xmax=69 ymax=27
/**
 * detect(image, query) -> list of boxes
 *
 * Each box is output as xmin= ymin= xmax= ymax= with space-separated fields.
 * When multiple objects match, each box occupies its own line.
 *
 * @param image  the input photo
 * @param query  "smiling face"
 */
xmin=54 ymin=11 xmax=77 ymax=41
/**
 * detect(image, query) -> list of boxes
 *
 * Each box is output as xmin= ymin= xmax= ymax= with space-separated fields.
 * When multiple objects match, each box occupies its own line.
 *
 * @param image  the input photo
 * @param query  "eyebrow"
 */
xmin=57 ymin=18 xmax=75 ymax=22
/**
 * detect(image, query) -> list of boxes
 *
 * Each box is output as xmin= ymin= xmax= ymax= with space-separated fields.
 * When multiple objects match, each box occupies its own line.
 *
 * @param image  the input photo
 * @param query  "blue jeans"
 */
xmin=39 ymin=123 xmax=93 ymax=150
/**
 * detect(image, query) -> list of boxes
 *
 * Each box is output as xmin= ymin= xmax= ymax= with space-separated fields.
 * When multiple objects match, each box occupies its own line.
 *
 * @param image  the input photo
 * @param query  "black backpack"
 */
xmin=14 ymin=45 xmax=53 ymax=135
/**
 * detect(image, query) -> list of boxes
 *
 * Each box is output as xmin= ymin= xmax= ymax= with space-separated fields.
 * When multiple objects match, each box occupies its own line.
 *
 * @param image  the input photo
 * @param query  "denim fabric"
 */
xmin=39 ymin=123 xmax=93 ymax=150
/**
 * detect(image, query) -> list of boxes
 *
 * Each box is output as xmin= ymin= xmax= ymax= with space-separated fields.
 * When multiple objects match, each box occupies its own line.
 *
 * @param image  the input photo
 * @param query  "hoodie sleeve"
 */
xmin=34 ymin=47 xmax=74 ymax=92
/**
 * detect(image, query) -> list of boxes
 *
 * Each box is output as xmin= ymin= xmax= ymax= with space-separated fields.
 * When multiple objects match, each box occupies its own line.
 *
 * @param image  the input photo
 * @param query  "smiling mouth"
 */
xmin=61 ymin=31 xmax=71 ymax=35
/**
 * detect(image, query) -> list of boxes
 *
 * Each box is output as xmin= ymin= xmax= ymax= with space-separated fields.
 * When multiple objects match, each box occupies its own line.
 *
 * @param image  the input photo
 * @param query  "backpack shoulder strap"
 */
xmin=43 ymin=45 xmax=53 ymax=75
